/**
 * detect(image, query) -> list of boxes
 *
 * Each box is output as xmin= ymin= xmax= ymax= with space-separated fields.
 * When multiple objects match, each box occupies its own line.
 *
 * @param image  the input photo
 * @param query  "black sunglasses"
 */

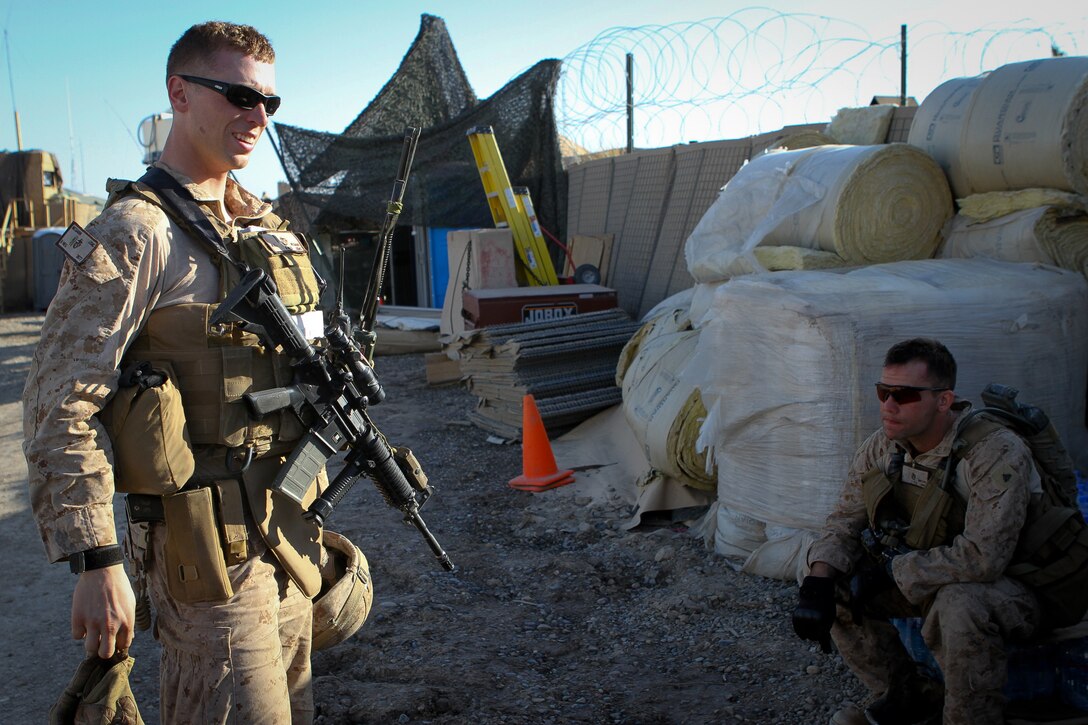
xmin=875 ymin=383 xmax=949 ymax=405
xmin=179 ymin=75 xmax=281 ymax=116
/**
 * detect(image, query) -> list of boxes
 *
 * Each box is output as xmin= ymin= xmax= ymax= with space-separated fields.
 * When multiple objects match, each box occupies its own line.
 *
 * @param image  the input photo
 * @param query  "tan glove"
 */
xmin=49 ymin=651 xmax=144 ymax=725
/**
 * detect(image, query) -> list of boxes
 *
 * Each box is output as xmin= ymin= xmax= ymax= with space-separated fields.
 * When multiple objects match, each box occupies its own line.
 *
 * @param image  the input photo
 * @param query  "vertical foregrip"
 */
xmin=307 ymin=458 xmax=365 ymax=524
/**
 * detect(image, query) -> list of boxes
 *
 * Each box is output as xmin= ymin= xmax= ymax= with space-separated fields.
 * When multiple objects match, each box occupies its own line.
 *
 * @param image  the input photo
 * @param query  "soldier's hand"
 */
xmin=792 ymin=575 xmax=836 ymax=653
xmin=72 ymin=565 xmax=136 ymax=658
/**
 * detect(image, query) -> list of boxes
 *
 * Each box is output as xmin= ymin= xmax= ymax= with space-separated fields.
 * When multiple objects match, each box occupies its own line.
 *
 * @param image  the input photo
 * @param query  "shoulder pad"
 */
xmin=263 ymin=209 xmax=288 ymax=231
xmin=104 ymin=178 xmax=166 ymax=213
xmin=955 ymin=414 xmax=1008 ymax=453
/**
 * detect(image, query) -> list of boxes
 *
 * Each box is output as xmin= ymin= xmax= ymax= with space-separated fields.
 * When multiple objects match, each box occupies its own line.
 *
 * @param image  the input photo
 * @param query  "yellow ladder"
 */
xmin=466 ymin=126 xmax=558 ymax=286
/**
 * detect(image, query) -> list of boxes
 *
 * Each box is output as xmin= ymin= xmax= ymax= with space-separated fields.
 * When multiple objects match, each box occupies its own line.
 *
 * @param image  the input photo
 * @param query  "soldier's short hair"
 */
xmin=884 ymin=338 xmax=957 ymax=390
xmin=167 ymin=21 xmax=275 ymax=79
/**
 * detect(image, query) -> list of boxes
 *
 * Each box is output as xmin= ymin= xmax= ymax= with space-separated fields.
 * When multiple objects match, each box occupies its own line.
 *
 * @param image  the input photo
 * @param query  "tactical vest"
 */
xmin=105 ymin=175 xmax=323 ymax=455
xmin=103 ymin=172 xmax=327 ymax=598
xmin=862 ymin=416 xmax=1088 ymax=629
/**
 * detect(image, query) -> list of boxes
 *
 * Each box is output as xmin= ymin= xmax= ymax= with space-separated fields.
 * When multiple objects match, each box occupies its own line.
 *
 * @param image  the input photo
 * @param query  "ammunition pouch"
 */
xmin=237 ymin=230 xmax=321 ymax=314
xmin=100 ymin=361 xmax=194 ymax=496
xmin=161 ymin=487 xmax=233 ymax=603
xmin=145 ymin=478 xmax=251 ymax=605
xmin=123 ymin=304 xmax=305 ymax=451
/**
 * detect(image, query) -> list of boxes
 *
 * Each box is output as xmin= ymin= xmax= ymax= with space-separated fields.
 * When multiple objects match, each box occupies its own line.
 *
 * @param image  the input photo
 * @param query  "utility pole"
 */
xmin=626 ymin=52 xmax=634 ymax=153
xmin=900 ymin=24 xmax=908 ymax=106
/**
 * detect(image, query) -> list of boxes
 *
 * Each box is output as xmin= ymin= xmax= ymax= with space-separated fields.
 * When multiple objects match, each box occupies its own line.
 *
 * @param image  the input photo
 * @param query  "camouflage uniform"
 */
xmin=23 ymin=163 xmax=314 ymax=724
xmin=808 ymin=402 xmax=1043 ymax=724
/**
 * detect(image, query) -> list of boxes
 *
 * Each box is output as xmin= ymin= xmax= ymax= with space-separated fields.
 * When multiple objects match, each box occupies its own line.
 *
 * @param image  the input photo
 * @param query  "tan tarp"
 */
xmin=550 ymin=405 xmax=713 ymax=529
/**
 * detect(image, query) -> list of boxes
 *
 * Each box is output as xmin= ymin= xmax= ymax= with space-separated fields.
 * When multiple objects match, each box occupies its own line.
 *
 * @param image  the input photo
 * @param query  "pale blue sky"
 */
xmin=0 ymin=1 xmax=1082 ymax=199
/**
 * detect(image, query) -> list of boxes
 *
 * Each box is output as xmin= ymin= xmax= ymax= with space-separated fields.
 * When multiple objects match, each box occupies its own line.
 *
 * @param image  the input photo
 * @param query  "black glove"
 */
xmin=792 ymin=575 xmax=836 ymax=653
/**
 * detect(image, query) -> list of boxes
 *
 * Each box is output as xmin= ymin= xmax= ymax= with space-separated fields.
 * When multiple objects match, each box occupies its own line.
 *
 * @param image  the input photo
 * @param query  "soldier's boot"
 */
xmin=829 ymin=702 xmax=869 ymax=725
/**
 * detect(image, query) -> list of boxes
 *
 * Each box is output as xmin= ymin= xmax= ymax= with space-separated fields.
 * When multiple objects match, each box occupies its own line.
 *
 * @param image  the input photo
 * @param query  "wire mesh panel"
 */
xmin=886 ymin=106 xmax=918 ymax=143
xmin=642 ymin=143 xmax=708 ymax=313
xmin=568 ymin=160 xmax=614 ymax=235
xmin=612 ymin=149 xmax=675 ymax=317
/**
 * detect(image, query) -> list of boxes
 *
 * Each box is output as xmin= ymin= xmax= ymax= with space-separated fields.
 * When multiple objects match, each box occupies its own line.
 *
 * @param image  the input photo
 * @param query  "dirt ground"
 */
xmin=0 ymin=310 xmax=881 ymax=723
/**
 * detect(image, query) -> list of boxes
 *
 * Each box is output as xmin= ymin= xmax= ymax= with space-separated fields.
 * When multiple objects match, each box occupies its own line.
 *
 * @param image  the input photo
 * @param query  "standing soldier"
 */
xmin=23 ymin=22 xmax=367 ymax=724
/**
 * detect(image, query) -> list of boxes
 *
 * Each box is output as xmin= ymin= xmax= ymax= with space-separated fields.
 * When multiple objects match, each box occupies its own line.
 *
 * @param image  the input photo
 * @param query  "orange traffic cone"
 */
xmin=509 ymin=394 xmax=575 ymax=492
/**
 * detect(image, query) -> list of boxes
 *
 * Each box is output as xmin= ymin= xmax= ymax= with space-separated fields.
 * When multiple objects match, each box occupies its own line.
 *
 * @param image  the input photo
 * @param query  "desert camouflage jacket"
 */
xmin=22 ymin=164 xmax=272 ymax=563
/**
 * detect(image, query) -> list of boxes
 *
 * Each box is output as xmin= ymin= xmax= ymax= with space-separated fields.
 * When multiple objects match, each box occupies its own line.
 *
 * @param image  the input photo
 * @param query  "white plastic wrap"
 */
xmin=696 ymin=501 xmax=767 ymax=560
xmin=620 ymin=308 xmax=714 ymax=490
xmin=684 ymin=144 xmax=951 ymax=283
xmin=690 ymin=258 xmax=1088 ymax=532
xmin=939 ymin=208 xmax=1055 ymax=264
xmin=685 ymin=149 xmax=824 ymax=283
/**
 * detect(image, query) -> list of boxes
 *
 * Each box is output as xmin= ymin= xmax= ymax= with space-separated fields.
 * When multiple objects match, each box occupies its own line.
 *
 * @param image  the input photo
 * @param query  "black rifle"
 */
xmin=210 ymin=267 xmax=454 ymax=571
xmin=209 ymin=125 xmax=452 ymax=572
xmin=848 ymin=518 xmax=911 ymax=622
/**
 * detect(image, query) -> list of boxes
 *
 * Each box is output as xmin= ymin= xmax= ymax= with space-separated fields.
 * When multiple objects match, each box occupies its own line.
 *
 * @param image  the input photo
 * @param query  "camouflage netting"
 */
xmin=273 ymin=14 xmax=566 ymax=243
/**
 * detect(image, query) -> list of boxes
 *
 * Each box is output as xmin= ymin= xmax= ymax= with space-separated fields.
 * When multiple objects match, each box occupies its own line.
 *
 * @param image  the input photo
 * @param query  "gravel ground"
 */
xmin=0 ymin=310 xmax=868 ymax=724
xmin=307 ymin=349 xmax=867 ymax=724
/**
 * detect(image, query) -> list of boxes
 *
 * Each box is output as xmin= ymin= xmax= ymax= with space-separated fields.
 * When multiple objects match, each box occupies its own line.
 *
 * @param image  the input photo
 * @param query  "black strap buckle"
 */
xmin=118 ymin=361 xmax=167 ymax=389
xmin=68 ymin=545 xmax=124 ymax=574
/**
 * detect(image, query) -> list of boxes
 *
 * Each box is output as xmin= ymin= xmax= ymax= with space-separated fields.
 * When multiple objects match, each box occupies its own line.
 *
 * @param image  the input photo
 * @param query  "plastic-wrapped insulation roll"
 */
xmin=940 ymin=205 xmax=1088 ymax=278
xmin=743 ymin=143 xmax=953 ymax=264
xmin=908 ymin=56 xmax=1088 ymax=197
xmin=619 ymin=306 xmax=715 ymax=490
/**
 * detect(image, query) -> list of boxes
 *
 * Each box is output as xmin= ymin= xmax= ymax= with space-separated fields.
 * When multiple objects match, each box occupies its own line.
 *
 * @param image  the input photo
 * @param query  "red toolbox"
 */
xmin=462 ymin=285 xmax=618 ymax=328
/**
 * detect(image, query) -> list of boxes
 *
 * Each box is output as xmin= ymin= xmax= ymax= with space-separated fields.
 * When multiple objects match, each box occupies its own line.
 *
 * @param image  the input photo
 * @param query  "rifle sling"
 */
xmin=137 ymin=167 xmax=242 ymax=270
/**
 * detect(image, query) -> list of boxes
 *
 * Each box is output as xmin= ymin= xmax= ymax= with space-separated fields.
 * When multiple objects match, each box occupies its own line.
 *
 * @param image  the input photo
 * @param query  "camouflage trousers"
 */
xmin=832 ymin=577 xmax=1040 ymax=725
xmin=146 ymin=519 xmax=314 ymax=725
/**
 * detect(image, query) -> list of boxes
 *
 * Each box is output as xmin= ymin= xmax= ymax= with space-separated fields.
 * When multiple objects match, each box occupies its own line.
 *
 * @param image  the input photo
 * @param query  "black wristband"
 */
xmin=68 ymin=545 xmax=124 ymax=574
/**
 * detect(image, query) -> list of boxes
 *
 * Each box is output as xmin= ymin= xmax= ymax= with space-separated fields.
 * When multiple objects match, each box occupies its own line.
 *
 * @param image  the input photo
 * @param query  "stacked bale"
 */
xmin=940 ymin=196 xmax=1088 ymax=277
xmin=684 ymin=142 xmax=954 ymax=319
xmin=689 ymin=259 xmax=1088 ymax=580
xmin=909 ymin=57 xmax=1088 ymax=198
xmin=912 ymin=58 xmax=1088 ymax=282
xmin=616 ymin=302 xmax=715 ymax=492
